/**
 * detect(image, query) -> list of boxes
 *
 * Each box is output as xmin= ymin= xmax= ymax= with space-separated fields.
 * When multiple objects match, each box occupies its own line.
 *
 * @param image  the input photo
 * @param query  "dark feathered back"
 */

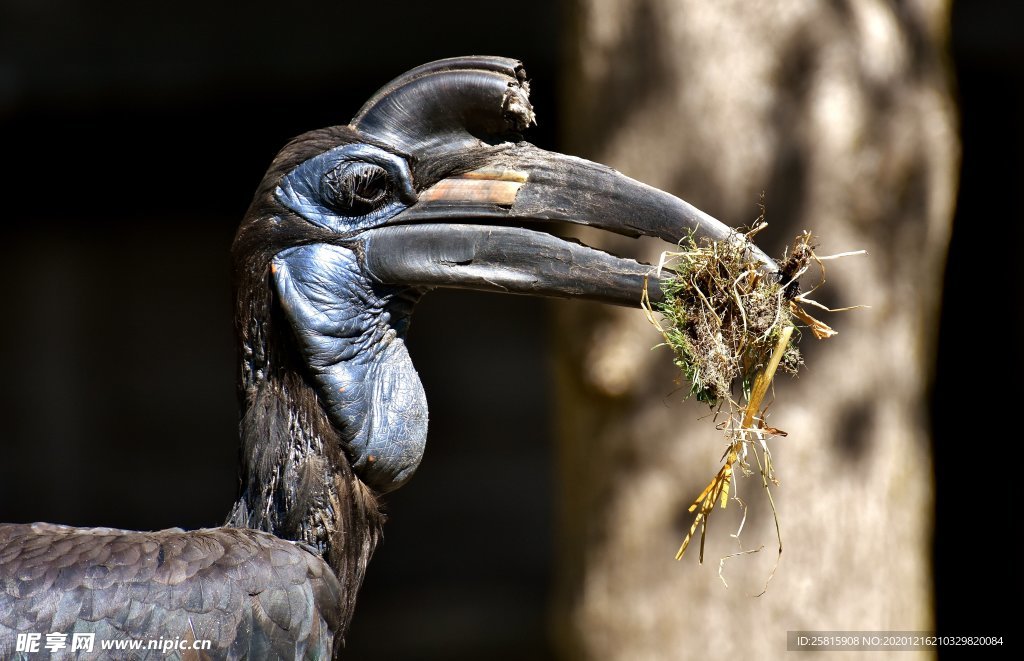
xmin=0 ymin=524 xmax=345 ymax=659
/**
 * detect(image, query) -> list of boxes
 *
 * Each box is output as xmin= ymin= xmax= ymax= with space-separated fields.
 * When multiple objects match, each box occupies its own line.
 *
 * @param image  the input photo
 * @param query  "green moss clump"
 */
xmin=651 ymin=231 xmax=807 ymax=406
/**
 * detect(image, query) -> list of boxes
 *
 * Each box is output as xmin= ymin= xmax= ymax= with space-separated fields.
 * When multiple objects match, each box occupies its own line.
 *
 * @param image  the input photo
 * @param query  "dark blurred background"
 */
xmin=0 ymin=1 xmax=1018 ymax=658
xmin=937 ymin=0 xmax=1023 ymax=648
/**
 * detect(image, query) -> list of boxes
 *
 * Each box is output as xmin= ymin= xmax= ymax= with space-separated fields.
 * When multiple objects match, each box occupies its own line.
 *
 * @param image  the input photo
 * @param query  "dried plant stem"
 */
xmin=675 ymin=326 xmax=795 ymax=563
xmin=743 ymin=325 xmax=795 ymax=427
xmin=750 ymin=442 xmax=782 ymax=597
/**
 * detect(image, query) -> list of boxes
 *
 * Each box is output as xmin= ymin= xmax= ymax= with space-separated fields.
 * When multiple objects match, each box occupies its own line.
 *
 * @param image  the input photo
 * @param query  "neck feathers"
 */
xmin=227 ymin=275 xmax=384 ymax=631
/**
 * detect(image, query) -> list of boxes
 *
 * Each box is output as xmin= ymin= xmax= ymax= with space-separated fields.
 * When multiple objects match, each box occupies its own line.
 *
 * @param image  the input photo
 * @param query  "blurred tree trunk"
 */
xmin=552 ymin=1 xmax=957 ymax=658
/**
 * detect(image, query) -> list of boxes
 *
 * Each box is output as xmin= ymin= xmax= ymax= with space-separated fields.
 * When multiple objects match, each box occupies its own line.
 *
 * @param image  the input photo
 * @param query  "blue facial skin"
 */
xmin=272 ymin=243 xmax=426 ymax=493
xmin=271 ymin=144 xmax=427 ymax=493
xmin=275 ymin=143 xmax=418 ymax=234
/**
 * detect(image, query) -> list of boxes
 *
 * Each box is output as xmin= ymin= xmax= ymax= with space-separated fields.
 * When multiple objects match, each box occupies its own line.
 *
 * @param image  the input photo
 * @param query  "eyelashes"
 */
xmin=321 ymin=162 xmax=391 ymax=216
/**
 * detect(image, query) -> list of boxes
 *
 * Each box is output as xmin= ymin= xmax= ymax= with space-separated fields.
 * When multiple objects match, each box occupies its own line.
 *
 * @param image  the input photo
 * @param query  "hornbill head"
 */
xmin=233 ymin=56 xmax=777 ymax=499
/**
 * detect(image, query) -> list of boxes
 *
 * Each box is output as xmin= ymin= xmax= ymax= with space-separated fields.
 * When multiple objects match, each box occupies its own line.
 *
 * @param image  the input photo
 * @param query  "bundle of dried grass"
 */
xmin=643 ymin=222 xmax=863 ymax=588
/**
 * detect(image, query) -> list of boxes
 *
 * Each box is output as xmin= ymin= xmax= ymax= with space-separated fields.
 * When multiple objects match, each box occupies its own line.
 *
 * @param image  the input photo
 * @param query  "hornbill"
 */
xmin=0 ymin=57 xmax=776 ymax=659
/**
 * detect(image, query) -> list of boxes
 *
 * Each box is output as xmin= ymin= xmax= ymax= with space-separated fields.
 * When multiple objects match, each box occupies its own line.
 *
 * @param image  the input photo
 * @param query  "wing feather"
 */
xmin=0 ymin=523 xmax=343 ymax=659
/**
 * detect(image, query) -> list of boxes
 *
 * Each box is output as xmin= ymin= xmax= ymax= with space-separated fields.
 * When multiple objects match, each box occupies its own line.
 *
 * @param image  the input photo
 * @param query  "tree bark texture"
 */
xmin=553 ymin=1 xmax=958 ymax=658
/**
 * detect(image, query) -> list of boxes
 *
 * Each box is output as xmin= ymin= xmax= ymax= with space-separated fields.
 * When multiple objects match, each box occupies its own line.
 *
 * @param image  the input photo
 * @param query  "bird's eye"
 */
xmin=321 ymin=163 xmax=391 ymax=215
